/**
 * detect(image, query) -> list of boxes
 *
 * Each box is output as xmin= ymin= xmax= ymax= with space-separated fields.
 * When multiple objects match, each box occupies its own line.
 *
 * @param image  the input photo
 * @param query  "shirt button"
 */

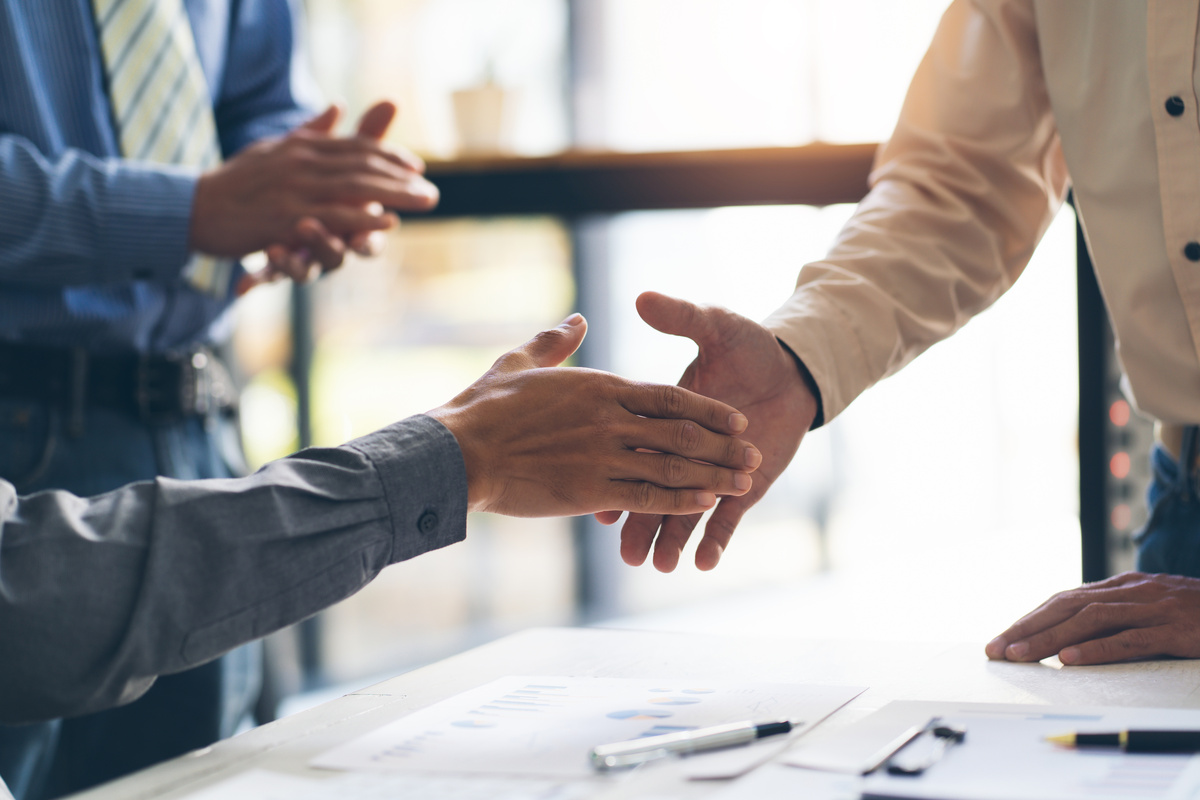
xmin=417 ymin=510 xmax=440 ymax=534
xmin=1166 ymin=96 xmax=1186 ymax=117
xmin=1186 ymin=242 xmax=1200 ymax=262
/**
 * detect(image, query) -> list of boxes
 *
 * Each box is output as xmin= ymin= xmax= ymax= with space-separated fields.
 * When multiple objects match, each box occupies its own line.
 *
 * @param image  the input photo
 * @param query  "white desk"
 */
xmin=67 ymin=627 xmax=1200 ymax=799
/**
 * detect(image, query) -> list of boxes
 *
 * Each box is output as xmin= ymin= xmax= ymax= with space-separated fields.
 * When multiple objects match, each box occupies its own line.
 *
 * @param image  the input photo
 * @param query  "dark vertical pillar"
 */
xmin=1076 ymin=217 xmax=1109 ymax=583
xmin=289 ymin=282 xmax=323 ymax=686
xmin=289 ymin=283 xmax=314 ymax=451
xmin=569 ymin=217 xmax=627 ymax=620
xmin=566 ymin=0 xmax=624 ymax=620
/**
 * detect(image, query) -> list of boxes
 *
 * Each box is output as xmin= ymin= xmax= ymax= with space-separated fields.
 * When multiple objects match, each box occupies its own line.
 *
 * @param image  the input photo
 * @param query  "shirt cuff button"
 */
xmin=1166 ymin=96 xmax=1186 ymax=117
xmin=1186 ymin=242 xmax=1200 ymax=262
xmin=417 ymin=510 xmax=440 ymax=533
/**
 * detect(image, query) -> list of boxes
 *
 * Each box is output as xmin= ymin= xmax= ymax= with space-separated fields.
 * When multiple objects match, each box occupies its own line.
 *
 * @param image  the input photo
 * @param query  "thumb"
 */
xmin=635 ymin=291 xmax=714 ymax=345
xmin=301 ymin=104 xmax=342 ymax=134
xmin=511 ymin=313 xmax=587 ymax=370
xmin=356 ymin=100 xmax=398 ymax=140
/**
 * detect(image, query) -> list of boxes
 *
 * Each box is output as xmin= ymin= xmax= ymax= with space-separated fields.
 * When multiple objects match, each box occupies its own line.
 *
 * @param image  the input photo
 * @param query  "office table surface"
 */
xmin=68 ymin=626 xmax=1200 ymax=799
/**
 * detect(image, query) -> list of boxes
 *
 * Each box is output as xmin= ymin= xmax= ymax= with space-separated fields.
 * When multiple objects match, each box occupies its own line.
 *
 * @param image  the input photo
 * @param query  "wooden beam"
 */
xmin=420 ymin=143 xmax=877 ymax=217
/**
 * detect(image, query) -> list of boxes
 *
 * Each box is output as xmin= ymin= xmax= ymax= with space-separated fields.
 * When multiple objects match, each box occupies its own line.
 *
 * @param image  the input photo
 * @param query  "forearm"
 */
xmin=0 ymin=414 xmax=466 ymax=723
xmin=0 ymin=135 xmax=196 ymax=286
xmin=765 ymin=0 xmax=1068 ymax=422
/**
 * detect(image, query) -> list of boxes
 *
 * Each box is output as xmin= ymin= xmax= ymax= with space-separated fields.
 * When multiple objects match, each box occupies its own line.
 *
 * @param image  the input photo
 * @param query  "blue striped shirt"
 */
xmin=0 ymin=0 xmax=318 ymax=353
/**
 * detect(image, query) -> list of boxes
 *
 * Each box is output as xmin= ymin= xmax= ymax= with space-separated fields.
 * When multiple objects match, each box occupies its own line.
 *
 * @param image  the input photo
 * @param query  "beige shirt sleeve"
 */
xmin=764 ymin=0 xmax=1069 ymax=423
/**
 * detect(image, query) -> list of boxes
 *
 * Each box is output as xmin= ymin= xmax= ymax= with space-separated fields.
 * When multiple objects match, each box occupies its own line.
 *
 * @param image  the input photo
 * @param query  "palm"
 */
xmin=619 ymin=293 xmax=817 ymax=572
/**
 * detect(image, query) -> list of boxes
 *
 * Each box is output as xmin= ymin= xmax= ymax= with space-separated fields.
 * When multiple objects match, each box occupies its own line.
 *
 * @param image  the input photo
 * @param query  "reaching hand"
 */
xmin=192 ymin=100 xmax=437 ymax=268
xmin=426 ymin=314 xmax=763 ymax=519
xmin=614 ymin=292 xmax=819 ymax=572
xmin=985 ymin=572 xmax=1200 ymax=665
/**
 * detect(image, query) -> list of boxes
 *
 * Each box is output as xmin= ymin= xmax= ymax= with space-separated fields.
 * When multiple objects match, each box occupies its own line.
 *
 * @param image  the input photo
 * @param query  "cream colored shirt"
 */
xmin=766 ymin=0 xmax=1200 ymax=425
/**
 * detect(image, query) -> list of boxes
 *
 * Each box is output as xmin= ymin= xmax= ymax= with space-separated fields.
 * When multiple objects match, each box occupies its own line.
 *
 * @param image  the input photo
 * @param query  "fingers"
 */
xmin=651 ymin=513 xmax=703 ymax=572
xmin=324 ymin=172 xmax=439 ymax=212
xmin=604 ymin=483 xmax=718 ymax=517
xmin=353 ymin=101 xmax=427 ymax=173
xmin=985 ymin=573 xmax=1162 ymax=660
xmin=506 ymin=314 xmax=587 ymax=369
xmin=619 ymin=382 xmax=749 ymax=437
xmin=594 ymin=510 xmax=623 ymax=526
xmin=308 ymin=204 xmax=396 ymax=238
xmin=300 ymin=133 xmax=428 ymax=171
xmin=616 ymin=451 xmax=751 ymax=497
xmin=626 ymin=418 xmax=761 ymax=471
xmin=348 ymin=229 xmax=388 ymax=257
xmin=621 ymin=513 xmax=665 ymax=566
xmin=620 ymin=499 xmax=748 ymax=573
xmin=1060 ymin=625 xmax=1174 ymax=666
xmin=356 ymin=100 xmax=397 ymax=140
xmin=295 ymin=217 xmax=347 ymax=273
xmin=644 ymin=495 xmax=752 ymax=572
xmin=301 ymin=104 xmax=342 ymax=133
xmin=695 ymin=495 xmax=754 ymax=570
xmin=998 ymin=602 xmax=1162 ymax=663
xmin=635 ymin=291 xmax=716 ymax=345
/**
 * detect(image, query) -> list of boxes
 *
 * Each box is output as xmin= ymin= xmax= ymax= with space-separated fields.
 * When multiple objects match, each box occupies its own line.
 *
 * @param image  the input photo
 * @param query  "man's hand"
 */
xmin=191 ymin=101 xmax=437 ymax=263
xmin=614 ymin=292 xmax=819 ymax=572
xmin=426 ymin=313 xmax=762 ymax=519
xmin=986 ymin=572 xmax=1200 ymax=665
xmin=258 ymin=101 xmax=423 ymax=285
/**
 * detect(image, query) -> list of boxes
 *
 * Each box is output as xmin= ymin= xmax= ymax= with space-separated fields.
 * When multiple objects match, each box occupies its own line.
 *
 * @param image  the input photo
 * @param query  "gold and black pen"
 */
xmin=1046 ymin=730 xmax=1200 ymax=753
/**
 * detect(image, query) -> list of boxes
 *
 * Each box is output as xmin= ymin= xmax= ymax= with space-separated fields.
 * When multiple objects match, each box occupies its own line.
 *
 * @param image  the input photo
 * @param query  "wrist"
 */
xmin=426 ymin=403 xmax=492 ymax=513
xmin=776 ymin=338 xmax=824 ymax=429
xmin=189 ymin=171 xmax=217 ymax=255
xmin=99 ymin=161 xmax=197 ymax=281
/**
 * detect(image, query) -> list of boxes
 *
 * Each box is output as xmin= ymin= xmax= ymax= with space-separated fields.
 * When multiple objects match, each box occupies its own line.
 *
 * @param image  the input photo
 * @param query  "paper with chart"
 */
xmin=312 ymin=675 xmax=864 ymax=779
xmin=840 ymin=701 xmax=1200 ymax=800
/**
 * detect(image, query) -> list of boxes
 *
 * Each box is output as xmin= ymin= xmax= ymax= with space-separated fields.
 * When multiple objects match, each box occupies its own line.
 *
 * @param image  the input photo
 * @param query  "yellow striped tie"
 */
xmin=92 ymin=0 xmax=233 ymax=296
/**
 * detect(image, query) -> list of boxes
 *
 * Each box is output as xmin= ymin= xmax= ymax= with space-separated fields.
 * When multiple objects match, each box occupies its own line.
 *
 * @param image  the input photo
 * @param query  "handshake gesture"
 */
xmin=189 ymin=100 xmax=434 ymax=291
xmin=428 ymin=313 xmax=762 ymax=518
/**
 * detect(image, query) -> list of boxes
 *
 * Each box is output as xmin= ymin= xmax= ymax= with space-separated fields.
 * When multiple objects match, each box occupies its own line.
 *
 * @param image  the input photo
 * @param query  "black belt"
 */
xmin=0 ymin=342 xmax=238 ymax=429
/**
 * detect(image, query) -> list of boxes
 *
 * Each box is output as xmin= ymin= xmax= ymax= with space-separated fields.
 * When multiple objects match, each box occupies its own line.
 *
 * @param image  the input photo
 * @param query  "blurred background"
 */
xmin=230 ymin=0 xmax=1148 ymax=714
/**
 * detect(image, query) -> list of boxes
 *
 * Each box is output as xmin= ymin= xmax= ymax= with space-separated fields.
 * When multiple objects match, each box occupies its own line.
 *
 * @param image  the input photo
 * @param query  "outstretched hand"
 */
xmin=426 ymin=314 xmax=762 ymax=519
xmin=986 ymin=572 xmax=1200 ymax=665
xmin=614 ymin=292 xmax=819 ymax=572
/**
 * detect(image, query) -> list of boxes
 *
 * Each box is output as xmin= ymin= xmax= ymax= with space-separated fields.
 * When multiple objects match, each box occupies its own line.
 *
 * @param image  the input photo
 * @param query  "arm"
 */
xmin=0 ymin=135 xmax=196 ymax=286
xmin=0 ymin=414 xmax=466 ymax=724
xmin=0 ymin=121 xmax=435 ymax=288
xmin=622 ymin=0 xmax=1069 ymax=571
xmin=766 ymin=0 xmax=1068 ymax=421
xmin=0 ymin=314 xmax=756 ymax=723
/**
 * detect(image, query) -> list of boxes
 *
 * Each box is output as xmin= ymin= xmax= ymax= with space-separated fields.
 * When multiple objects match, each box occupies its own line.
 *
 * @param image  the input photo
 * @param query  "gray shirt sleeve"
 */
xmin=0 ymin=414 xmax=467 ymax=724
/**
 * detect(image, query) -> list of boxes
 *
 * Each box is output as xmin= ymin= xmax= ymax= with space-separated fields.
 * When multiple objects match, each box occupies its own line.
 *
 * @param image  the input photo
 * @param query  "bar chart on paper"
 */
xmin=312 ymin=676 xmax=863 ymax=779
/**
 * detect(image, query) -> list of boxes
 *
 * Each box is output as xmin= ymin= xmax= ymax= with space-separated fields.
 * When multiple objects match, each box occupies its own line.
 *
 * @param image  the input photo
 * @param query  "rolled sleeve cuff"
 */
xmin=763 ymin=288 xmax=877 ymax=424
xmin=348 ymin=414 xmax=468 ymax=564
xmin=99 ymin=161 xmax=199 ymax=283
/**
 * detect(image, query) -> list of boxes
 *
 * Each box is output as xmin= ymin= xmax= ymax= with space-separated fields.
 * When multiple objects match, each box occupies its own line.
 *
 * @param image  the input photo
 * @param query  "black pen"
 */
xmin=590 ymin=719 xmax=799 ymax=769
xmin=1046 ymin=730 xmax=1200 ymax=753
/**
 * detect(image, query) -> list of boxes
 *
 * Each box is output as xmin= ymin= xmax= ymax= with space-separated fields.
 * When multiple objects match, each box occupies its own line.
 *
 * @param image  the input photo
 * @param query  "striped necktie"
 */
xmin=92 ymin=0 xmax=233 ymax=297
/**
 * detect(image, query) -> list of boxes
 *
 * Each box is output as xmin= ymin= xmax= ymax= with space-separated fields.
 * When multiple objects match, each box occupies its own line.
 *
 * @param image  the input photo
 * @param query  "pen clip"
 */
xmin=884 ymin=718 xmax=966 ymax=776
